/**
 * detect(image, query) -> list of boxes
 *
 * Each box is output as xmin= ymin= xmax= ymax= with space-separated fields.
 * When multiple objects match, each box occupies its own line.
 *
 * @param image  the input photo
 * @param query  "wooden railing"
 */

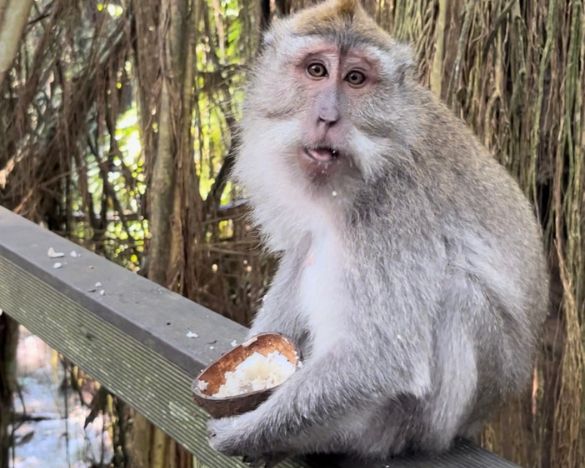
xmin=0 ymin=206 xmax=518 ymax=467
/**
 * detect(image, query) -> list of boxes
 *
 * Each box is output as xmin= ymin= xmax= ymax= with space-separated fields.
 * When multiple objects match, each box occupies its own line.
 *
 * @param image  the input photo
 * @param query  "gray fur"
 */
xmin=207 ymin=6 xmax=549 ymax=465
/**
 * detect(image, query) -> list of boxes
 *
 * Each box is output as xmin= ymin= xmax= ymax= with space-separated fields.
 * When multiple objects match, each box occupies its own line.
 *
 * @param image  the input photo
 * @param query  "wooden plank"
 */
xmin=0 ymin=207 xmax=247 ymax=375
xmin=0 ymin=206 xmax=304 ymax=468
xmin=306 ymin=439 xmax=520 ymax=467
xmin=0 ymin=207 xmax=519 ymax=467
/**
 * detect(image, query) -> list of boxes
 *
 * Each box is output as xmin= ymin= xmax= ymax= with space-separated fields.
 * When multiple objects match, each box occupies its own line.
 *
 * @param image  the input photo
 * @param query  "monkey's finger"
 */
xmin=242 ymin=455 xmax=263 ymax=467
xmin=242 ymin=454 xmax=284 ymax=468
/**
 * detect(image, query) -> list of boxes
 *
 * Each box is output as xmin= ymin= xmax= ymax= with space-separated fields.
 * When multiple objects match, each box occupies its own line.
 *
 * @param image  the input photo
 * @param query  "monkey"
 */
xmin=207 ymin=0 xmax=549 ymax=465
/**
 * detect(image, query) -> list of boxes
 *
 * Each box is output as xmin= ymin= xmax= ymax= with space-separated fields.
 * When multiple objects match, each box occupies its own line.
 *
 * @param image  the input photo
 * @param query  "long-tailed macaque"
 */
xmin=207 ymin=0 xmax=549 ymax=465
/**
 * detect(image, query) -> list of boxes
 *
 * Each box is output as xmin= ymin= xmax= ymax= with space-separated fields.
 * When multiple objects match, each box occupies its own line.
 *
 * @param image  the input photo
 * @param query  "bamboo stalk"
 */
xmin=529 ymin=0 xmax=558 ymax=201
xmin=429 ymin=0 xmax=446 ymax=96
xmin=0 ymin=0 xmax=34 ymax=88
xmin=0 ymin=0 xmax=7 ymax=27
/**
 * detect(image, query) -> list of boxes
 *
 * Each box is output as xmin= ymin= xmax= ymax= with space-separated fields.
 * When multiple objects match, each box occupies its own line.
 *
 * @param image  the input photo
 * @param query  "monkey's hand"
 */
xmin=207 ymin=412 xmax=266 ymax=457
xmin=208 ymin=412 xmax=288 ymax=466
xmin=207 ymin=416 xmax=246 ymax=456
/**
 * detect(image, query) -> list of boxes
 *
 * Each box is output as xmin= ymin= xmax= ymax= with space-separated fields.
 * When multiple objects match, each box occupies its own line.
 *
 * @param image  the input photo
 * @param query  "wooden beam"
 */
xmin=305 ymin=439 xmax=520 ymax=467
xmin=0 ymin=206 xmax=302 ymax=467
xmin=0 ymin=207 xmax=519 ymax=467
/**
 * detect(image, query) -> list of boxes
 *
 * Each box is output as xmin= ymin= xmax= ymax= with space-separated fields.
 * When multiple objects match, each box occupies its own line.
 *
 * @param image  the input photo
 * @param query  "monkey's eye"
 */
xmin=306 ymin=62 xmax=328 ymax=79
xmin=345 ymin=70 xmax=366 ymax=87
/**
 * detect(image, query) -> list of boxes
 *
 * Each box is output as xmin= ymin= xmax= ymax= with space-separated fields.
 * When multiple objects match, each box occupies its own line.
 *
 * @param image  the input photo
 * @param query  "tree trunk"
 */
xmin=0 ymin=313 xmax=18 ymax=468
xmin=128 ymin=0 xmax=197 ymax=466
xmin=0 ymin=0 xmax=34 ymax=88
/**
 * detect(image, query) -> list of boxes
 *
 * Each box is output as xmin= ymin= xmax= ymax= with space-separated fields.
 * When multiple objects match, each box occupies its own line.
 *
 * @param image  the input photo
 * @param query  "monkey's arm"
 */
xmin=209 ymin=252 xmax=437 ymax=457
xmin=246 ymin=239 xmax=310 ymax=342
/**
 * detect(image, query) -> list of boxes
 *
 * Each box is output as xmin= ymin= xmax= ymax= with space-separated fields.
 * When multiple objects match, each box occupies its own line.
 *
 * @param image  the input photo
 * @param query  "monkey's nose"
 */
xmin=318 ymin=112 xmax=339 ymax=126
xmin=317 ymin=104 xmax=340 ymax=126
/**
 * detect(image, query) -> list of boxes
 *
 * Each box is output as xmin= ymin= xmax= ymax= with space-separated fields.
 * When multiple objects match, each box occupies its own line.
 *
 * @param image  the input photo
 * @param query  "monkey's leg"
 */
xmin=418 ymin=271 xmax=512 ymax=451
xmin=258 ymin=392 xmax=424 ymax=458
xmin=208 ymin=341 xmax=427 ymax=457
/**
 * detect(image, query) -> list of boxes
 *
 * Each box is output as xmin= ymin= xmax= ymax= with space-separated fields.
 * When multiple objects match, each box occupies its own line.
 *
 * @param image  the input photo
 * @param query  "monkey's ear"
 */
xmin=393 ymin=43 xmax=416 ymax=85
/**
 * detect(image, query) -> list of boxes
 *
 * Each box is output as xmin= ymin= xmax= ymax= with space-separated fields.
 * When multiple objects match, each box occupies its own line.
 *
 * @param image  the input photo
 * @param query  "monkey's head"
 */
xmin=235 ymin=0 xmax=418 ymax=249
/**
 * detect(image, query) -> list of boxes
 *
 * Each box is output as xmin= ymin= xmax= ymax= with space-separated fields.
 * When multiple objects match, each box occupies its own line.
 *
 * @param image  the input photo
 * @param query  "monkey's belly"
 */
xmin=299 ymin=230 xmax=347 ymax=358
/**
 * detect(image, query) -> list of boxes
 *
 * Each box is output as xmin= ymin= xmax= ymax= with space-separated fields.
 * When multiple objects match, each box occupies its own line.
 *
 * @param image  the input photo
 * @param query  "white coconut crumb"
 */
xmin=198 ymin=380 xmax=208 ymax=392
xmin=99 ymin=290 xmax=105 ymax=296
xmin=48 ymin=247 xmax=65 ymax=258
xmin=209 ymin=346 xmax=215 ymax=350
xmin=186 ymin=331 xmax=199 ymax=339
xmin=70 ymin=250 xmax=80 ymax=258
xmin=230 ymin=340 xmax=238 ymax=347
xmin=212 ymin=351 xmax=296 ymax=398
xmin=53 ymin=262 xmax=63 ymax=269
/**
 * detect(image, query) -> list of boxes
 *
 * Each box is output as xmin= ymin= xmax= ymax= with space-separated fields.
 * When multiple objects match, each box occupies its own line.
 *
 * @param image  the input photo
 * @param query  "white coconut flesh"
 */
xmin=211 ymin=351 xmax=296 ymax=398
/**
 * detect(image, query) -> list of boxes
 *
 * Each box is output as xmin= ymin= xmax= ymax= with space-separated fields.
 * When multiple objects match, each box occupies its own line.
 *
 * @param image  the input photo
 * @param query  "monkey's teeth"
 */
xmin=305 ymin=147 xmax=337 ymax=162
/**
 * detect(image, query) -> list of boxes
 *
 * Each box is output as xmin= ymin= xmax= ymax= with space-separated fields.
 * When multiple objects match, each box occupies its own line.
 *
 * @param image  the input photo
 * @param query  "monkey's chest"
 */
xmin=299 ymin=233 xmax=346 ymax=358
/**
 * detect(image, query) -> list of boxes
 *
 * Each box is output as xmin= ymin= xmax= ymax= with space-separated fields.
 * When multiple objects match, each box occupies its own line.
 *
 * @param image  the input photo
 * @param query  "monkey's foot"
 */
xmin=243 ymin=453 xmax=287 ymax=468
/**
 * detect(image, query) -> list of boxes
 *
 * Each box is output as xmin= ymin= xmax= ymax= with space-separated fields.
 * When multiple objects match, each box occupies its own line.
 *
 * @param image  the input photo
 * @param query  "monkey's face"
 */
xmin=291 ymin=42 xmax=382 ymax=185
xmin=234 ymin=0 xmax=416 ymax=248
xmin=242 ymin=38 xmax=414 ymax=183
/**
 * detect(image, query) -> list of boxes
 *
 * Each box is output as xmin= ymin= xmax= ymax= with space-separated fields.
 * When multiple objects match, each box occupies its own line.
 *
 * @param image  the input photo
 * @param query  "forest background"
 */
xmin=0 ymin=0 xmax=583 ymax=467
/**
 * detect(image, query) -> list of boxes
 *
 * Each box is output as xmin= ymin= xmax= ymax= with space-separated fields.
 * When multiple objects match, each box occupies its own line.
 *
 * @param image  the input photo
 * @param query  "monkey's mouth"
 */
xmin=298 ymin=145 xmax=343 ymax=181
xmin=302 ymin=146 xmax=340 ymax=163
